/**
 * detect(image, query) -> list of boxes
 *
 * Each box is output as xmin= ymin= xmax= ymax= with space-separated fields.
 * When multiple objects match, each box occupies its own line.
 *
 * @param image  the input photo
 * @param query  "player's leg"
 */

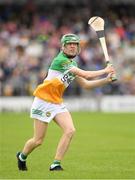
xmin=22 ymin=119 xmax=48 ymax=154
xmin=17 ymin=119 xmax=48 ymax=171
xmin=50 ymin=111 xmax=75 ymax=171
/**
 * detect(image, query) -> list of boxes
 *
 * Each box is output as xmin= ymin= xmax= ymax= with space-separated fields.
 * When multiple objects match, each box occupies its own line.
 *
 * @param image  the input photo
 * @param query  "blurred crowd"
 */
xmin=0 ymin=1 xmax=135 ymax=97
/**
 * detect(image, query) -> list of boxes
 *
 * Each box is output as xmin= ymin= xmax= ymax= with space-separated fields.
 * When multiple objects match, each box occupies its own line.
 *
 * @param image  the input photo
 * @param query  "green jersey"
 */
xmin=50 ymin=51 xmax=78 ymax=72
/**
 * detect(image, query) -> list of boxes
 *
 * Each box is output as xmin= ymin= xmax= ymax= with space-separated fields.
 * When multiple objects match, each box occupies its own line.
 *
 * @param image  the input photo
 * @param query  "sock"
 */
xmin=50 ymin=160 xmax=61 ymax=169
xmin=19 ymin=152 xmax=27 ymax=162
xmin=53 ymin=160 xmax=61 ymax=165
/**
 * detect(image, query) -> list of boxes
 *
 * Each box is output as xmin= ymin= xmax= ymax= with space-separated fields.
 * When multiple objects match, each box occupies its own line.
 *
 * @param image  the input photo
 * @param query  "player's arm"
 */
xmin=70 ymin=65 xmax=115 ymax=79
xmin=76 ymin=73 xmax=113 ymax=90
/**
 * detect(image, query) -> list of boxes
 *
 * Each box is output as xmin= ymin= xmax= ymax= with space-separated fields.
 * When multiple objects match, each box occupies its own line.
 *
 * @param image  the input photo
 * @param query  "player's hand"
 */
xmin=105 ymin=64 xmax=115 ymax=74
xmin=107 ymin=73 xmax=117 ymax=82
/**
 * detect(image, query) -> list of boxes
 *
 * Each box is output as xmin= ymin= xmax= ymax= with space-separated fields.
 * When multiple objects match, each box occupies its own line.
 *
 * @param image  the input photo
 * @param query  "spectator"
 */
xmin=0 ymin=1 xmax=135 ymax=96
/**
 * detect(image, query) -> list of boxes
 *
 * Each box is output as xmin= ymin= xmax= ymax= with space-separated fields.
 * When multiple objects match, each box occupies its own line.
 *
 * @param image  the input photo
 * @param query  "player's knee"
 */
xmin=65 ymin=128 xmax=76 ymax=138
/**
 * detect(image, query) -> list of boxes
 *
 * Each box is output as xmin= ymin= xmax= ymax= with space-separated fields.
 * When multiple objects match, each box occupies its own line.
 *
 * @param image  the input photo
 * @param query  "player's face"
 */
xmin=63 ymin=43 xmax=78 ymax=57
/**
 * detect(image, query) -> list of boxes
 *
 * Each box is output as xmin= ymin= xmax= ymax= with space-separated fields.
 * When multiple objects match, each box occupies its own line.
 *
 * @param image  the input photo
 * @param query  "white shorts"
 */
xmin=30 ymin=97 xmax=68 ymax=123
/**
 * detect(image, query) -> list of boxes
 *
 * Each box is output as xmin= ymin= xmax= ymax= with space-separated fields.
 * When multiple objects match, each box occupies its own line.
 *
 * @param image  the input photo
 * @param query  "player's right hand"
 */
xmin=105 ymin=64 xmax=115 ymax=74
xmin=107 ymin=72 xmax=117 ymax=82
xmin=107 ymin=73 xmax=114 ymax=82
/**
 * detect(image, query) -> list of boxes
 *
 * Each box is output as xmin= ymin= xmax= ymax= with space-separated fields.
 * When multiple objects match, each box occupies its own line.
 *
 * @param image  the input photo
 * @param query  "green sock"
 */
xmin=19 ymin=152 xmax=27 ymax=161
xmin=53 ymin=160 xmax=61 ymax=165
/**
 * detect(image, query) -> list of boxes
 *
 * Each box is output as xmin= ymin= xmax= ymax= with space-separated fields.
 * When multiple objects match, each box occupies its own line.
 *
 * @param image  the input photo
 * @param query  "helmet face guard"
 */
xmin=61 ymin=34 xmax=81 ymax=54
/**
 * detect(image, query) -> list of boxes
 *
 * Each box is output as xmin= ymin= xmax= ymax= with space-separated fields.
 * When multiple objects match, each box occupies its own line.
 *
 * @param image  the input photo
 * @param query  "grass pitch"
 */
xmin=0 ymin=112 xmax=135 ymax=179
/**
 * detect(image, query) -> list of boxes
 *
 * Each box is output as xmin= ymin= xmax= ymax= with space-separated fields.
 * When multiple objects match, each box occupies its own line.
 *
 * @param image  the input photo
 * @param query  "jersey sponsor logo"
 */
xmin=62 ymin=64 xmax=73 ymax=70
xmin=61 ymin=60 xmax=74 ymax=70
xmin=61 ymin=60 xmax=71 ymax=67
